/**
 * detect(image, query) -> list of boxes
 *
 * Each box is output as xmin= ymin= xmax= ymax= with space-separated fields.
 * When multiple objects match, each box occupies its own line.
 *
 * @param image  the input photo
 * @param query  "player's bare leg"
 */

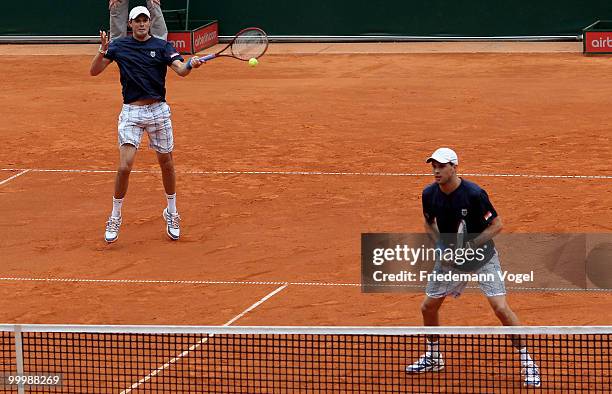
xmin=156 ymin=151 xmax=175 ymax=195
xmin=114 ymin=144 xmax=138 ymax=199
xmin=421 ymin=296 xmax=445 ymax=327
xmin=406 ymin=296 xmax=446 ymax=373
xmin=157 ymin=151 xmax=180 ymax=240
xmin=487 ymin=295 xmax=541 ymax=387
xmin=105 ymin=144 xmax=137 ymax=243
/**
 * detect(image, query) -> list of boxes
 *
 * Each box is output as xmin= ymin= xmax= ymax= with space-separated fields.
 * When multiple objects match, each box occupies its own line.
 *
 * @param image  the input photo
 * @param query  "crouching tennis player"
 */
xmin=405 ymin=148 xmax=540 ymax=388
xmin=90 ymin=6 xmax=204 ymax=243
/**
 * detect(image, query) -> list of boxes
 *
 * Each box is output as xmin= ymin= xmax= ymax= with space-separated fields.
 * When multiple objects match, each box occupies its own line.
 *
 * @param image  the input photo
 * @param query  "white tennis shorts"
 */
xmin=425 ymin=251 xmax=506 ymax=298
xmin=118 ymin=102 xmax=174 ymax=153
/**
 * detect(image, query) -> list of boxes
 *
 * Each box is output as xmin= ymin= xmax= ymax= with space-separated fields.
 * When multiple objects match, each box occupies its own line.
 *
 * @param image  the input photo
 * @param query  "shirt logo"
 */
xmin=484 ymin=211 xmax=493 ymax=220
xmin=150 ymin=51 xmax=156 ymax=57
xmin=461 ymin=209 xmax=468 ymax=217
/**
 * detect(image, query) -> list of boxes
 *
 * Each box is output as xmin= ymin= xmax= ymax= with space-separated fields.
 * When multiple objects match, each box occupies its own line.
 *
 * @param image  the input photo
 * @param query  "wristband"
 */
xmin=186 ymin=58 xmax=193 ymax=70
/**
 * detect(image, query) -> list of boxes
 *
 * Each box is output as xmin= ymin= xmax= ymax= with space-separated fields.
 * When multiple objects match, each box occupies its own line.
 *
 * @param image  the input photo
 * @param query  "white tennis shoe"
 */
xmin=163 ymin=208 xmax=180 ymax=240
xmin=522 ymin=362 xmax=541 ymax=387
xmin=104 ymin=216 xmax=122 ymax=243
xmin=406 ymin=353 xmax=445 ymax=373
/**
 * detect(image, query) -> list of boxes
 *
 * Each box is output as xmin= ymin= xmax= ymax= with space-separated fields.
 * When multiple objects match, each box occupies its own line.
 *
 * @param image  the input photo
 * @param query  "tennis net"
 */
xmin=0 ymin=325 xmax=609 ymax=393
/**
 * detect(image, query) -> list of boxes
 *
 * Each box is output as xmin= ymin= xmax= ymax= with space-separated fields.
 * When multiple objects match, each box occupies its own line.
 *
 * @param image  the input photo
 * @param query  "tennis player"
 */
xmin=405 ymin=148 xmax=541 ymax=387
xmin=90 ymin=6 xmax=204 ymax=243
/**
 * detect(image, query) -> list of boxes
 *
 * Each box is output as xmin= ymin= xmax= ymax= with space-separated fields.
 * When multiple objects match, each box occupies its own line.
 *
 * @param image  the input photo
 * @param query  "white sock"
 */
xmin=111 ymin=197 xmax=123 ymax=218
xmin=517 ymin=347 xmax=533 ymax=366
xmin=426 ymin=340 xmax=440 ymax=359
xmin=166 ymin=193 xmax=177 ymax=214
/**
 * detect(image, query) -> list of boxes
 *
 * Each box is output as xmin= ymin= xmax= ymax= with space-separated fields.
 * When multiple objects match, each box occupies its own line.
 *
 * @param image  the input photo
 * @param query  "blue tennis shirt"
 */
xmin=105 ymin=36 xmax=184 ymax=104
xmin=422 ymin=178 xmax=498 ymax=234
xmin=422 ymin=178 xmax=498 ymax=270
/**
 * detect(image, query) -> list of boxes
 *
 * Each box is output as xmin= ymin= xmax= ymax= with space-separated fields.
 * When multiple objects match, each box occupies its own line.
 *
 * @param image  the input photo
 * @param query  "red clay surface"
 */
xmin=0 ymin=45 xmax=611 ymax=327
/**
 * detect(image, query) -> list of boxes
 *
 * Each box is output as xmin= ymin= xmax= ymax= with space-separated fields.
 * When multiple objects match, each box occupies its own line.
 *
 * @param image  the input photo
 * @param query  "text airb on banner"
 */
xmin=583 ymin=21 xmax=612 ymax=54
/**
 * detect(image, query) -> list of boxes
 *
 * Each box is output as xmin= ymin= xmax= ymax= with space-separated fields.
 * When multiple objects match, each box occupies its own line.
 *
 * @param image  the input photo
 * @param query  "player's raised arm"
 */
xmin=470 ymin=216 xmax=503 ymax=248
xmin=422 ymin=189 xmax=440 ymax=242
xmin=424 ymin=218 xmax=441 ymax=243
xmin=90 ymin=30 xmax=112 ymax=76
xmin=170 ymin=56 xmax=203 ymax=77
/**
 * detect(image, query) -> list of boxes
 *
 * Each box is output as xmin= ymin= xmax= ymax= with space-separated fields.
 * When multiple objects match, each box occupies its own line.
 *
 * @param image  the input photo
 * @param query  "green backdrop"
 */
xmin=2 ymin=0 xmax=611 ymax=36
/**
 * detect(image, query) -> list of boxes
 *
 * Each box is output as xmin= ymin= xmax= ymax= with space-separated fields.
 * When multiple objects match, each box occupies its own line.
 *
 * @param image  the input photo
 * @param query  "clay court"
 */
xmin=0 ymin=42 xmax=611 ymax=392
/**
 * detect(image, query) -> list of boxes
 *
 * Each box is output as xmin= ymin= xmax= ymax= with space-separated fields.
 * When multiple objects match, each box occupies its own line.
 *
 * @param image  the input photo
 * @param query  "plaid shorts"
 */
xmin=118 ymin=102 xmax=174 ymax=153
xmin=425 ymin=251 xmax=506 ymax=298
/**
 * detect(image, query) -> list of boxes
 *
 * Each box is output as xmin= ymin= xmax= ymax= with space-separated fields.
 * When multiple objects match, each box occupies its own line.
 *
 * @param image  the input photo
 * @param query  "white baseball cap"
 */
xmin=426 ymin=147 xmax=459 ymax=165
xmin=129 ymin=6 xmax=151 ymax=21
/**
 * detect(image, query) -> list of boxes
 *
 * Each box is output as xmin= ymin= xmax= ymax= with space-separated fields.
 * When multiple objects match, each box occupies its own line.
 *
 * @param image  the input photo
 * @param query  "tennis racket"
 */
xmin=454 ymin=219 xmax=468 ymax=266
xmin=201 ymin=27 xmax=268 ymax=62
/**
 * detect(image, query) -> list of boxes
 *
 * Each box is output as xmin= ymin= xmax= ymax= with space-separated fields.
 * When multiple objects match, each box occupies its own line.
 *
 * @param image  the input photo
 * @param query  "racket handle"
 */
xmin=201 ymin=54 xmax=216 ymax=62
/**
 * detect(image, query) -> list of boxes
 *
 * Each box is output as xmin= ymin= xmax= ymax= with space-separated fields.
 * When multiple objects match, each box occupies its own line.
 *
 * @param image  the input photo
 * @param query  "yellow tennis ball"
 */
xmin=248 ymin=58 xmax=258 ymax=67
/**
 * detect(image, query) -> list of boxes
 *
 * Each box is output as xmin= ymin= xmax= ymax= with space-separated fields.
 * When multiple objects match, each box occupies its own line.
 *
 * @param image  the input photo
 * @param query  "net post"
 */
xmin=13 ymin=325 xmax=25 ymax=394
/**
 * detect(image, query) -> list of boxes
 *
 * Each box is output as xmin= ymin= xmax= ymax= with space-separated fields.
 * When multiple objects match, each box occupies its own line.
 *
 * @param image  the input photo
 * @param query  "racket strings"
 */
xmin=231 ymin=30 xmax=268 ymax=60
xmin=456 ymin=220 xmax=467 ymax=248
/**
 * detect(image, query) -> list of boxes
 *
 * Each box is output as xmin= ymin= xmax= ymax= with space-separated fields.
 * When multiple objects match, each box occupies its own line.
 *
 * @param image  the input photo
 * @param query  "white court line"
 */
xmin=0 ymin=277 xmax=358 ymax=287
xmin=0 ymin=276 xmax=609 ymax=292
xmin=120 ymin=284 xmax=287 ymax=394
xmin=0 ymin=167 xmax=611 ymax=179
xmin=0 ymin=169 xmax=30 ymax=186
